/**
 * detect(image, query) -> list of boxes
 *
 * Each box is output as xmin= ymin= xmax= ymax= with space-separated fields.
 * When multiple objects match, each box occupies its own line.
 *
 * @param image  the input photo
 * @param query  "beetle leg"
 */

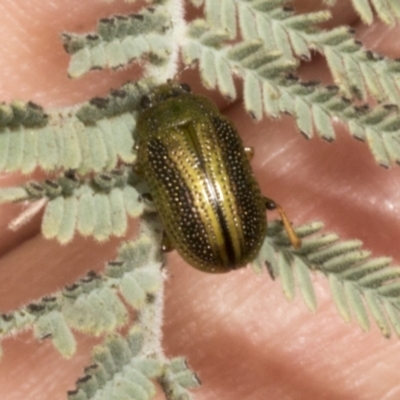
xmin=138 ymin=193 xmax=153 ymax=202
xmin=138 ymin=193 xmax=157 ymax=212
xmin=244 ymin=147 xmax=254 ymax=160
xmin=161 ymin=233 xmax=174 ymax=252
xmin=132 ymin=162 xmax=142 ymax=177
xmin=264 ymin=197 xmax=301 ymax=249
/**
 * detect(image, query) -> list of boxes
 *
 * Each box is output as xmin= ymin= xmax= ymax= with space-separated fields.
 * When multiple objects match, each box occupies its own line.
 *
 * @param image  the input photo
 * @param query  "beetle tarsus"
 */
xmin=139 ymin=193 xmax=154 ymax=203
xmin=264 ymin=197 xmax=301 ymax=249
xmin=244 ymin=147 xmax=254 ymax=160
xmin=161 ymin=233 xmax=173 ymax=252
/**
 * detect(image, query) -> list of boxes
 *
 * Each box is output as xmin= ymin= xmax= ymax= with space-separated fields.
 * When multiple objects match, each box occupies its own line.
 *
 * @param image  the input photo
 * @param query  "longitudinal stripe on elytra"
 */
xmin=147 ymin=137 xmax=216 ymax=268
xmin=185 ymin=119 xmax=239 ymax=267
xmin=211 ymin=115 xmax=266 ymax=253
xmin=148 ymin=133 xmax=238 ymax=268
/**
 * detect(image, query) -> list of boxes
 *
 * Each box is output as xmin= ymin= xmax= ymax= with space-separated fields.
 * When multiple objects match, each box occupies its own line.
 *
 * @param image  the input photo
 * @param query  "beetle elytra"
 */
xmin=135 ymin=82 xmax=300 ymax=273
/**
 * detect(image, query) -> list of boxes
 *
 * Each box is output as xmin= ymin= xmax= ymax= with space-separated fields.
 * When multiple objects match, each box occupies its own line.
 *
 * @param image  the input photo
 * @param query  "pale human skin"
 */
xmin=1 ymin=1 xmax=400 ymax=399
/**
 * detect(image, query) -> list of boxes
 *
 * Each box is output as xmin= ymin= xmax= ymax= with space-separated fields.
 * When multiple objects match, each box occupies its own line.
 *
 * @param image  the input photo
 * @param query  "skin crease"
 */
xmin=1 ymin=0 xmax=400 ymax=399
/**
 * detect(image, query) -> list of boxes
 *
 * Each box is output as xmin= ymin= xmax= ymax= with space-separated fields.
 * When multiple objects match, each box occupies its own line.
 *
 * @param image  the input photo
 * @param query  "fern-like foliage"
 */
xmin=323 ymin=0 xmax=400 ymax=25
xmin=0 ymin=216 xmax=200 ymax=399
xmin=184 ymin=25 xmax=400 ymax=166
xmin=0 ymin=166 xmax=147 ymax=243
xmin=193 ymin=0 xmax=400 ymax=27
xmin=183 ymin=1 xmax=400 ymax=167
xmin=194 ymin=0 xmax=400 ymax=103
xmin=62 ymin=7 xmax=173 ymax=78
xmin=1 ymin=0 xmax=400 ymax=399
xmin=0 ymin=218 xmax=161 ymax=352
xmin=68 ymin=341 xmax=200 ymax=400
xmin=255 ymin=221 xmax=400 ymax=338
xmin=0 ymin=107 xmax=135 ymax=174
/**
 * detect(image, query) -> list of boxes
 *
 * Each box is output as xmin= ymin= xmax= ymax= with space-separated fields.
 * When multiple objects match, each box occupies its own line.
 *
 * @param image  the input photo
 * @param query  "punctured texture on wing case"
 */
xmin=136 ymin=84 xmax=266 ymax=273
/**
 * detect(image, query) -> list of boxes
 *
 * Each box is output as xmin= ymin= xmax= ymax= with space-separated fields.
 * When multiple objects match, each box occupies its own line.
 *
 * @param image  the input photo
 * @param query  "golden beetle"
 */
xmin=135 ymin=82 xmax=300 ymax=273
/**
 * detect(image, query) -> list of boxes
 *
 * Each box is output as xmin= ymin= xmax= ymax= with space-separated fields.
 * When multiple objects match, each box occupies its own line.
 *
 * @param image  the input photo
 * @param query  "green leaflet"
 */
xmin=63 ymin=7 xmax=172 ymax=78
xmin=0 ymin=112 xmax=135 ymax=174
xmin=0 ymin=167 xmax=144 ymax=243
xmin=257 ymin=221 xmax=400 ymax=339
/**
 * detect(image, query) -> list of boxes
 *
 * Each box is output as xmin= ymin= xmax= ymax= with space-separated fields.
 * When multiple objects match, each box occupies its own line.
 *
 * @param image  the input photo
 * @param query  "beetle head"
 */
xmin=140 ymin=82 xmax=191 ymax=110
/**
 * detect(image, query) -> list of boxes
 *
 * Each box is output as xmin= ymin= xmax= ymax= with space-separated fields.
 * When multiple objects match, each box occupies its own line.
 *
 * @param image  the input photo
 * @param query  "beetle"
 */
xmin=135 ymin=82 xmax=300 ymax=273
